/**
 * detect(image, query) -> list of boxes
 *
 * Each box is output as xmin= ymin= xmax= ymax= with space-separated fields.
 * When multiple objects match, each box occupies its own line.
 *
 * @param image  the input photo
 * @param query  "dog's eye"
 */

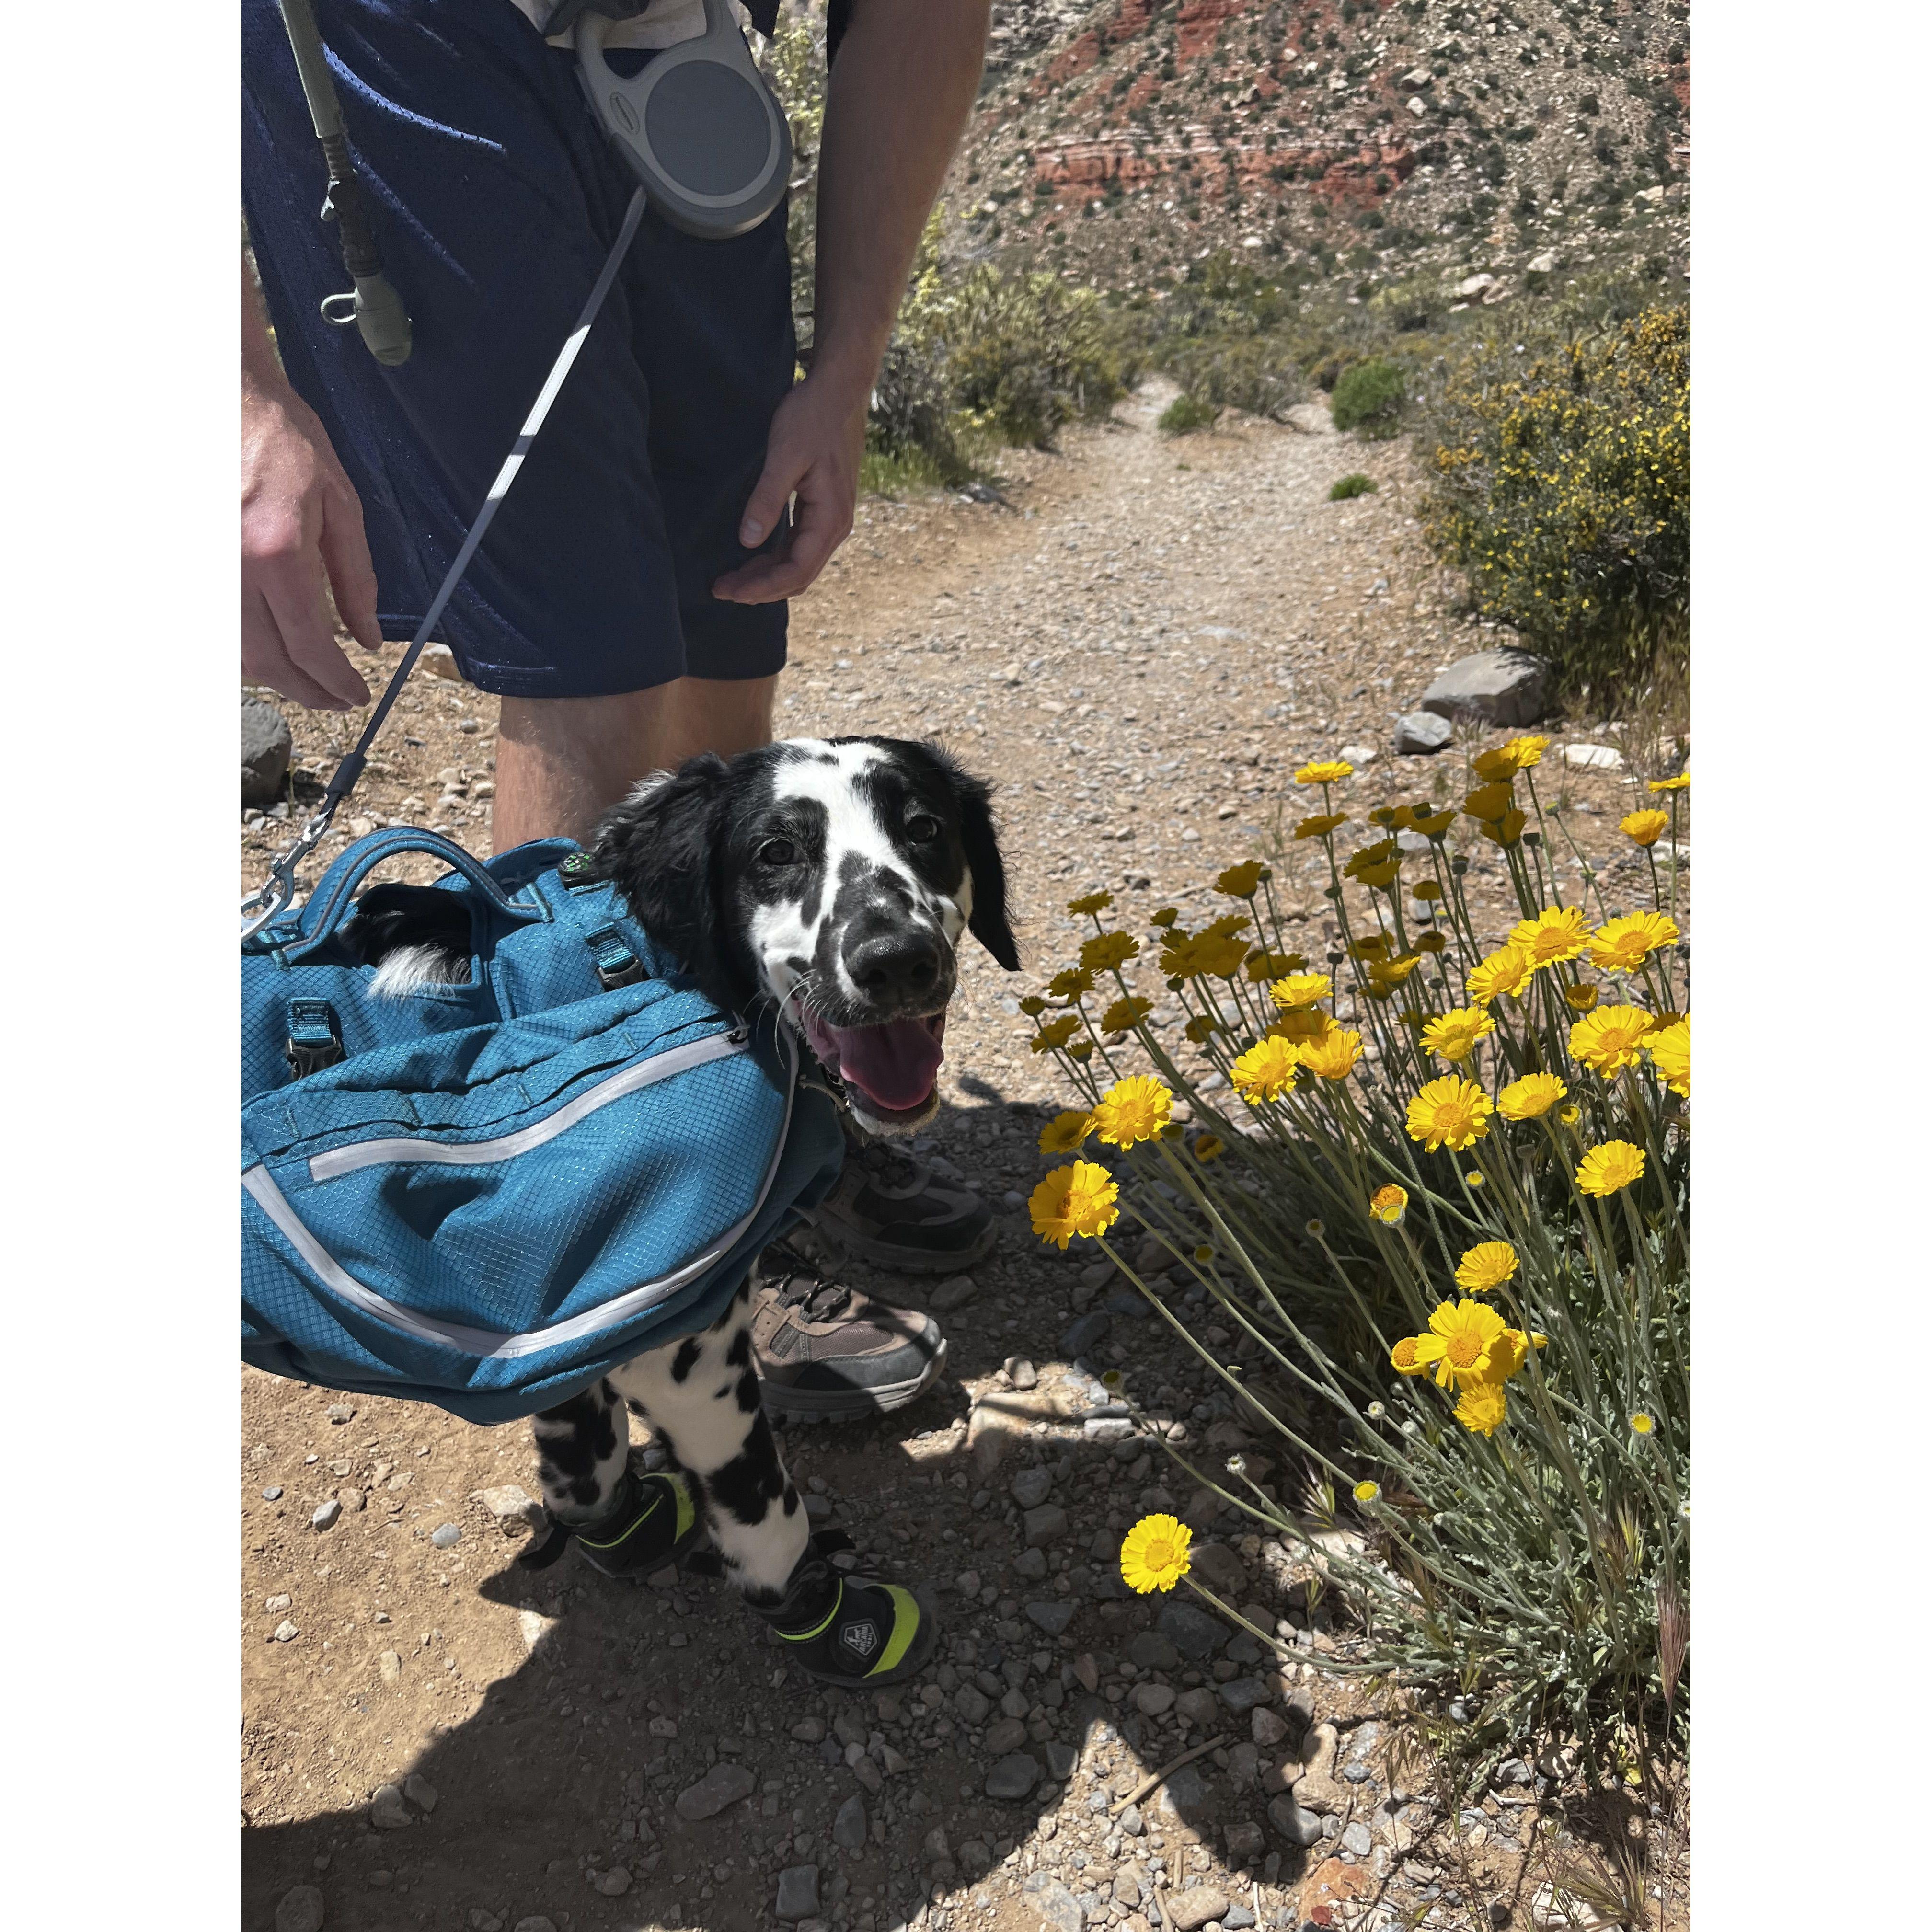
xmin=758 ymin=838 xmax=798 ymax=867
xmin=905 ymin=815 xmax=942 ymax=845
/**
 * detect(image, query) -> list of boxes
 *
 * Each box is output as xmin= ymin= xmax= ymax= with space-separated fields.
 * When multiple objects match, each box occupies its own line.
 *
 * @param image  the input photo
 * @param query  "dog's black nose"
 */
xmin=845 ymin=931 xmax=942 ymax=1003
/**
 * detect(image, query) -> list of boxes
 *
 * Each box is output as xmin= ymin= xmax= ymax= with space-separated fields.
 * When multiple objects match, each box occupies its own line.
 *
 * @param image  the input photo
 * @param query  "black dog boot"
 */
xmin=752 ymin=1540 xmax=939 ymax=1687
xmin=520 ymin=1468 xmax=702 ymax=1579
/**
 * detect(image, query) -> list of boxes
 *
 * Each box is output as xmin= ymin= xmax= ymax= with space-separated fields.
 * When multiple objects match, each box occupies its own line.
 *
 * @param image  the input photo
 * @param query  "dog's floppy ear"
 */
xmin=586 ymin=756 xmax=731 ymax=996
xmin=921 ymin=744 xmax=1019 ymax=971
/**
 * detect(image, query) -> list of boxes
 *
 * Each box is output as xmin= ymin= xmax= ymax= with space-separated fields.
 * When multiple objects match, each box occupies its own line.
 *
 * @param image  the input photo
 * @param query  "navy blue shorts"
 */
xmin=242 ymin=0 xmax=793 ymax=699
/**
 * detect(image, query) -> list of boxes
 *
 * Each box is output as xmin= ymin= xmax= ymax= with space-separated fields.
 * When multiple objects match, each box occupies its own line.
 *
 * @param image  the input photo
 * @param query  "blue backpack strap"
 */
xmin=285 ymin=998 xmax=344 ymax=1078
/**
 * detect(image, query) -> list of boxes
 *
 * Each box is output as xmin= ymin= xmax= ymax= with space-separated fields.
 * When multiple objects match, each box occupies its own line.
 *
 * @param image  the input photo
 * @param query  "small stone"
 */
xmin=1025 ymin=1878 xmax=1088 ymax=1932
xmin=1060 ymin=1311 xmax=1111 ymax=1358
xmin=1225 ymin=1820 xmax=1265 ymax=1862
xmin=512 ymin=1920 xmax=557 ymax=1932
xmin=675 ymin=1760 xmax=757 ymax=1821
xmin=776 ymin=1865 xmax=821 ymax=1921
xmin=1188 ymin=1542 xmax=1249 ymax=1598
xmin=1011 ymin=1466 xmax=1054 ymax=1510
xmin=1169 ymin=1886 xmax=1231 ymax=1931
xmin=1528 ymin=249 xmax=1560 ymax=274
xmin=1156 ymin=1763 xmax=1208 ymax=1822
xmin=921 ymin=1825 xmax=953 ymax=1867
xmin=264 ymin=1593 xmax=292 ymax=1614
xmin=985 ymin=1752 xmax=1042 ymax=1800
xmin=379 ymin=1651 xmax=401 ymax=1686
xmin=1421 ymin=647 xmax=1551 ymax=727
xmin=368 ymin=1783 xmax=412 ymax=1830
xmin=1025 ymin=1600 xmax=1076 ymax=1636
xmin=325 ymin=1403 xmax=355 ymax=1424
xmin=1222 ymin=1907 xmax=1256 ymax=1929
xmin=474 ymin=1484 xmax=543 ymax=1526
xmin=242 ymin=696 xmax=293 ymax=806
xmin=594 ymin=1866 xmax=632 ymax=1896
xmin=403 ymin=1773 xmax=437 ymax=1813
xmin=954 ymin=1570 xmax=983 ymax=1598
xmin=1252 ymin=1708 xmax=1290 ymax=1747
xmin=832 ymin=1793 xmax=868 ymax=1849
xmin=1044 ymin=1739 xmax=1079 ymax=1781
xmin=1342 ymin=1820 xmax=1373 ymax=1856
xmin=1563 ymin=742 xmax=1624 ymax=770
xmin=1394 ymin=710 xmax=1453 ymax=755
xmin=261 ymin=1486 xmax=284 ymax=1501
xmin=429 ymin=1522 xmax=462 ymax=1550
xmin=1024 ymin=1504 xmax=1071 ymax=1549
xmin=1127 ymin=1632 xmax=1180 ymax=1671
xmin=790 ymin=1716 xmax=827 ymax=1742
xmin=1133 ymin=1682 xmax=1176 ymax=1716
xmin=955 ymin=1684 xmax=992 ymax=1724
xmin=931 ymin=1273 xmax=980 ymax=1311
xmin=310 ymin=1500 xmax=341 ymax=1532
xmin=1175 ymin=1687 xmax=1220 ymax=1729
xmin=1014 ymin=1547 xmax=1048 ymax=1581
xmin=1266 ymin=1795 xmax=1324 ymax=1846
xmin=272 ymin=1619 xmax=300 ymax=1644
xmin=984 ymin=1717 xmax=1029 ymax=1754
xmin=275 ymin=1884 xmax=326 ymax=1932
xmin=1337 ymin=743 xmax=1377 ymax=766
xmin=1008 ymin=1358 xmax=1038 ymax=1390
xmin=1219 ymin=1677 xmax=1270 ymax=1714
xmin=1119 ymin=1803 xmax=1144 ymax=1836
xmin=1156 ymin=1599 xmax=1226 ymax=1661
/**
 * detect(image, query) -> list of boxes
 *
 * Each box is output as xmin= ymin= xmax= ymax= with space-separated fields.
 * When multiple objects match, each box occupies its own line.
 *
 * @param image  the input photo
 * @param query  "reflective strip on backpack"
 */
xmin=305 ymin=1030 xmax=747 ymax=1182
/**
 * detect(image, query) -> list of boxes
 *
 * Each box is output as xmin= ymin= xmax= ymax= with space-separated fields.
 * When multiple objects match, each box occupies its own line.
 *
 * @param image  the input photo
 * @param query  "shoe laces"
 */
xmin=855 ymin=1140 xmax=922 ymax=1189
xmin=767 ymin=1241 xmax=853 ymax=1321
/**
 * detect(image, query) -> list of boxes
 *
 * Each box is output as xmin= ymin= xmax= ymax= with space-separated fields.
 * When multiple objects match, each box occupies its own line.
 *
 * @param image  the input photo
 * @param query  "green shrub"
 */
xmin=1422 ymin=304 xmax=1689 ymax=702
xmin=1330 ymin=356 xmax=1407 ymax=436
xmin=1328 ymin=472 xmax=1378 ymax=500
xmin=1160 ymin=335 xmax=1306 ymax=422
xmin=943 ymin=266 xmax=1131 ymax=448
xmin=1158 ymin=392 xmax=1218 ymax=436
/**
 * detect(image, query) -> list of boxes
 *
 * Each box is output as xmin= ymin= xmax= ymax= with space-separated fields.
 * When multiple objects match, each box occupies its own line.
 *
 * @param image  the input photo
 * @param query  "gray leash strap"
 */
xmin=242 ymin=186 xmax=650 ymax=941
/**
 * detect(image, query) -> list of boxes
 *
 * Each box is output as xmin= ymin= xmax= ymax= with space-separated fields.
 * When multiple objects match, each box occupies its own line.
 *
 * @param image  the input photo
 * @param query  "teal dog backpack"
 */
xmin=242 ymin=828 xmax=845 ymax=1425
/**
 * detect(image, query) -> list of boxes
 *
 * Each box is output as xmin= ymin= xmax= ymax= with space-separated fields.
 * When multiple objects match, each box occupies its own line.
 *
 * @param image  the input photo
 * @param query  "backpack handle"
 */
xmin=276 ymin=828 xmax=552 ymax=959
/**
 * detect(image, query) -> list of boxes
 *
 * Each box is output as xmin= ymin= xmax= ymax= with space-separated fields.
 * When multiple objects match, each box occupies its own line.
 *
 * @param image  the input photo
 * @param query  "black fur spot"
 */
xmin=669 ymin=1337 xmax=703 ymax=1383
xmin=532 ymin=1390 xmax=618 ymax=1480
xmin=734 ymin=1369 xmax=761 ymax=1412
xmin=725 ymin=1328 xmax=752 ymax=1368
xmin=706 ymin=1414 xmax=787 ymax=1525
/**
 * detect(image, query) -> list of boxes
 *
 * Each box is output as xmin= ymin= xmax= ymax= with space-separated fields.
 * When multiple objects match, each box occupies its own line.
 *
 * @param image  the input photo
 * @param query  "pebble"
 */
xmin=776 ymin=1864 xmax=821 ymax=1920
xmin=1060 ymin=1311 xmax=1112 ymax=1357
xmin=274 ymin=1884 xmax=325 ymax=1932
xmin=832 ymin=1793 xmax=867 ymax=1850
xmin=790 ymin=1715 xmax=827 ymax=1742
xmin=930 ymin=1273 xmax=980 ymax=1311
xmin=1169 ymin=1886 xmax=1231 ymax=1931
xmin=430 ymin=1522 xmax=462 ymax=1549
xmin=512 ymin=1920 xmax=557 ymax=1932
xmin=1222 ymin=1906 xmax=1257 ymax=1929
xmin=593 ymin=1865 xmax=631 ymax=1895
xmin=1025 ymin=1600 xmax=1075 ymax=1635
xmin=403 ymin=1773 xmax=438 ymax=1813
xmin=1044 ymin=1739 xmax=1079 ymax=1781
xmin=1219 ymin=1676 xmax=1270 ymax=1714
xmin=265 ymin=1593 xmax=292 ymax=1614
xmin=1006 ymin=1357 xmax=1038 ymax=1390
xmin=675 ymin=1760 xmax=758 ymax=1821
xmin=272 ymin=1619 xmax=300 ymax=1644
xmin=368 ymin=1783 xmax=412 ymax=1830
xmin=1024 ymin=1504 xmax=1071 ymax=1548
xmin=1393 ymin=711 xmax=1453 ymax=755
xmin=1266 ymin=1795 xmax=1324 ymax=1847
xmin=1024 ymin=1878 xmax=1088 ymax=1932
xmin=1252 ymin=1707 xmax=1290 ymax=1747
xmin=1175 ymin=1686 xmax=1219 ymax=1729
xmin=1157 ymin=1599 xmax=1227 ymax=1661
xmin=473 ymin=1484 xmax=542 ymax=1525
xmin=261 ymin=1486 xmax=284 ymax=1501
xmin=1133 ymin=1682 xmax=1176 ymax=1716
xmin=985 ymin=1753 xmax=1042 ymax=1800
xmin=379 ymin=1651 xmax=401 ymax=1686
xmin=310 ymin=1500 xmax=341 ymax=1532
xmin=1011 ymin=1467 xmax=1054 ymax=1510
xmin=1342 ymin=1821 xmax=1373 ymax=1856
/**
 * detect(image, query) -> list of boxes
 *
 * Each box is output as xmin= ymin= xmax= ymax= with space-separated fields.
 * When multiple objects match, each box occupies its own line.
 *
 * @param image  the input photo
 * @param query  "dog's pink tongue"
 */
xmin=829 ymin=1018 xmax=944 ymax=1112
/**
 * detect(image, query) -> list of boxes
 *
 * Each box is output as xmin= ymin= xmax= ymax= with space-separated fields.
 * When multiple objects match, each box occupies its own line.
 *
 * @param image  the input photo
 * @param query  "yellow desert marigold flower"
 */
xmin=1245 ymin=949 xmax=1302 ymax=982
xmin=1019 ymin=995 xmax=1046 ymax=1017
xmin=1150 ymin=906 xmax=1180 ymax=927
xmin=1357 ymin=859 xmax=1403 ymax=889
xmin=1067 ymin=1039 xmax=1095 ymax=1062
xmin=1192 ymin=1133 xmax=1225 ymax=1162
xmin=1349 ymin=933 xmax=1391 ymax=962
xmin=1344 ymin=838 xmax=1398 ymax=879
xmin=1269 ymin=1007 xmax=1337 ymax=1049
xmin=1471 ymin=746 xmax=1522 ymax=782
xmin=1370 ymin=954 xmax=1424 ymax=989
xmin=1214 ymin=860 xmax=1267 ymax=897
xmin=1503 ymin=734 xmax=1551 ymax=768
xmin=1231 ymin=1035 xmax=1302 ymax=1103
xmin=1049 ymin=967 xmax=1095 ymax=1000
xmin=1647 ymin=772 xmax=1690 ymax=793
xmin=1478 ymin=808 xmax=1528 ymax=848
xmin=1412 ymin=808 xmax=1457 ymax=839
xmin=1455 ymin=1380 xmax=1509 ymax=1438
xmin=1463 ymin=781 xmax=1516 ymax=824
xmin=1369 ymin=1183 xmax=1409 ymax=1226
xmin=1119 ymin=1513 xmax=1192 ymax=1594
xmin=1589 ymin=910 xmax=1680 ymax=973
xmin=1455 ymin=1240 xmax=1519 ymax=1294
xmin=1390 ymin=1334 xmax=1431 ymax=1376
xmin=1466 ymin=945 xmax=1535 ymax=1003
xmin=1038 ymin=1110 xmax=1093 ymax=1156
xmin=1406 ymin=1077 xmax=1493 ymax=1152
xmin=1576 ymin=1140 xmax=1646 ymax=1197
xmin=1091 ymin=1075 xmax=1173 ymax=1149
xmin=1299 ymin=1027 xmax=1363 ymax=1081
xmin=1184 ymin=1014 xmax=1221 ymax=1045
xmin=1487 ymin=1325 xmax=1546 ymax=1383
xmin=1353 ymin=1480 xmax=1381 ymax=1505
xmin=1647 ymin=1014 xmax=1690 ymax=1098
xmin=1295 ymin=758 xmax=1354 ymax=785
xmin=1621 ymin=809 xmax=1671 ymax=847
xmin=1413 ymin=1297 xmax=1509 ymax=1391
xmin=1412 ymin=879 xmax=1443 ymax=902
xmin=1100 ymin=995 xmax=1153 ymax=1034
xmin=1079 ymin=930 xmax=1140 ymax=974
xmin=1067 ymin=890 xmax=1115 ymax=916
xmin=1029 ymin=1014 xmax=1081 ymax=1054
xmin=1421 ymin=1006 xmax=1498 ymax=1063
xmin=1029 ymin=1160 xmax=1121 ymax=1248
xmin=1564 ymin=984 xmax=1599 ymax=1012
xmin=1168 ymin=932 xmax=1248 ymax=979
xmin=1294 ymin=812 xmax=1349 ymax=840
xmin=1497 ymin=1071 xmax=1567 ymax=1120
xmin=1569 ymin=1003 xmax=1656 ymax=1078
xmin=1510 ymin=905 xmax=1591 ymax=968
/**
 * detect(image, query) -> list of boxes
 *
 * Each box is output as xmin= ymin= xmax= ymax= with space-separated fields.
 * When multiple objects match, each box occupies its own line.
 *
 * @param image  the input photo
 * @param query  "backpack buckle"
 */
xmin=286 ymin=999 xmax=345 ymax=1078
xmin=586 ymin=926 xmax=646 ymax=990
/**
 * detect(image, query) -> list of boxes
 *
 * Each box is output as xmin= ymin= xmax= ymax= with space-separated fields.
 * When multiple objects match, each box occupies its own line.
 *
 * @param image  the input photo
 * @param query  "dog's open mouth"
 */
xmin=797 ymin=1008 xmax=947 ymax=1120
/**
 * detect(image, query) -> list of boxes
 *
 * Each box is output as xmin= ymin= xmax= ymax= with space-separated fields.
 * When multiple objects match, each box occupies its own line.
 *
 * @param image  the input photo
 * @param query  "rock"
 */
xmin=832 ymin=1793 xmax=867 ymax=1850
xmin=1222 ymin=1908 xmax=1256 ymax=1930
xmin=985 ymin=1753 xmax=1042 ymax=1800
xmin=1454 ymin=273 xmax=1496 ymax=300
xmin=675 ymin=1761 xmax=757 ymax=1821
xmin=1014 ymin=1547 xmax=1048 ymax=1581
xmin=1174 ymin=1686 xmax=1220 ymax=1729
xmin=1337 ymin=743 xmax=1377 ymax=766
xmin=310 ymin=1500 xmax=341 ymax=1532
xmin=512 ymin=1921 xmax=557 ymax=1932
xmin=430 ymin=1523 xmax=462 ymax=1550
xmin=1073 ymin=1653 xmax=1100 ymax=1692
xmin=790 ymin=1715 xmax=826 ymax=1742
xmin=1341 ymin=1820 xmax=1373 ymax=1856
xmin=1401 ymin=66 xmax=1433 ymax=88
xmin=1114 ymin=1867 xmax=1143 ymax=1909
xmin=931 ymin=1273 xmax=979 ymax=1311
xmin=1420 ymin=648 xmax=1550 ymax=728
xmin=1127 ymin=1632 xmax=1179 ymax=1671
xmin=242 ymin=697 xmax=293 ymax=806
xmin=403 ymin=1773 xmax=437 ymax=1813
xmin=1119 ymin=1802 xmax=1144 ymax=1836
xmin=1266 ymin=1795 xmax=1324 ymax=1847
xmin=1045 ymin=1739 xmax=1080 ymax=1781
xmin=1293 ymin=1723 xmax=1352 ymax=1814
xmin=1252 ymin=1707 xmax=1290 ymax=1748
xmin=1219 ymin=1677 xmax=1270 ymax=1715
xmin=1011 ymin=1466 xmax=1054 ymax=1510
xmin=922 ymin=1825 xmax=952 ymax=1866
xmin=1133 ymin=1682 xmax=1176 ymax=1716
xmin=271 ymin=1618 xmax=299 ymax=1644
xmin=422 ymin=642 xmax=465 ymax=683
xmin=1169 ymin=1886 xmax=1230 ymax=1931
xmin=1188 ymin=1542 xmax=1249 ymax=1597
xmin=1563 ymin=742 xmax=1624 ymax=770
xmin=1530 ymin=1884 xmax=1619 ymax=1929
xmin=261 ymin=1486 xmax=284 ymax=1500
xmin=1156 ymin=1763 xmax=1208 ymax=1822
xmin=1527 ymin=249 xmax=1560 ymax=275
xmin=984 ymin=1717 xmax=1030 ymax=1754
xmin=1157 ymin=1599 xmax=1227 ymax=1661
xmin=1007 ymin=1357 xmax=1038 ymax=1390
xmin=275 ymin=1884 xmax=326 ymax=1932
xmin=1060 ymin=1311 xmax=1111 ymax=1357
xmin=1225 ymin=1819 xmax=1265 ymax=1861
xmin=473 ymin=1484 xmax=543 ymax=1526
xmin=368 ymin=1784 xmax=412 ymax=1830
xmin=1228 ymin=1742 xmax=1259 ymax=1791
xmin=955 ymin=1684 xmax=992 ymax=1724
xmin=776 ymin=1864 xmax=821 ymax=1920
xmin=1025 ymin=1878 xmax=1088 ymax=1932
xmin=1024 ymin=1504 xmax=1071 ymax=1549
xmin=954 ymin=1569 xmax=982 ymax=1598
xmin=1299 ymin=1859 xmax=1377 ymax=1925
xmin=1394 ymin=711 xmax=1453 ymax=755
xmin=1025 ymin=1600 xmax=1076 ymax=1636
xmin=379 ymin=1650 xmax=401 ymax=1686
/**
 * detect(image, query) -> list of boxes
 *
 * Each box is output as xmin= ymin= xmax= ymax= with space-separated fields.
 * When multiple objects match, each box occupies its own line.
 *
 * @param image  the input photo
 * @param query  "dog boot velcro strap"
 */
xmin=571 ymin=1470 xmax=700 ymax=1581
xmin=768 ymin=1574 xmax=938 ymax=1687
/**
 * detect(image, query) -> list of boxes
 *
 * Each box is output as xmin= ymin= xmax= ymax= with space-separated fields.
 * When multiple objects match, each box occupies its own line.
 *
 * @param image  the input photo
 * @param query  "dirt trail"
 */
xmin=242 ymin=389 xmax=1678 ymax=1932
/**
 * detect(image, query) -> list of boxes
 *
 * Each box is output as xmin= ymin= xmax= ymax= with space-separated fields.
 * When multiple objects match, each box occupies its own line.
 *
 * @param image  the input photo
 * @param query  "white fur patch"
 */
xmin=369 ymin=944 xmax=467 ymax=999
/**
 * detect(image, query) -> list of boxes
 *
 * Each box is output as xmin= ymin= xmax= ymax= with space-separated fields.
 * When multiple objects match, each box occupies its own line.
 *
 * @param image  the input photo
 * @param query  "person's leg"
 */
xmin=492 ymin=674 xmax=777 ymax=848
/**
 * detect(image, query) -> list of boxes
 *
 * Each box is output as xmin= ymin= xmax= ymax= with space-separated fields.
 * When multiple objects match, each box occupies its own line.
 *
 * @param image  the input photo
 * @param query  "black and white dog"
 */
xmin=348 ymin=737 xmax=1019 ymax=1644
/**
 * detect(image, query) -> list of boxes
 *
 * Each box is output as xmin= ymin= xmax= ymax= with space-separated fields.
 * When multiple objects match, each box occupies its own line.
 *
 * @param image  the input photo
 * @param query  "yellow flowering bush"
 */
xmin=1019 ymin=755 xmax=1690 ymax=1777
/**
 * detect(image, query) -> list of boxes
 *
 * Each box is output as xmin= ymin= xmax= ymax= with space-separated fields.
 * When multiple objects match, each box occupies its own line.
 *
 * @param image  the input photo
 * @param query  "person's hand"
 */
xmin=713 ymin=371 xmax=868 ymax=605
xmin=243 ymin=374 xmax=380 ymax=710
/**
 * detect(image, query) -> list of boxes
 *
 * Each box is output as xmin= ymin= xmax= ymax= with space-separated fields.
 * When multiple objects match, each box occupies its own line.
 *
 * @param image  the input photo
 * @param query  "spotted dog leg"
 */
xmin=607 ymin=1285 xmax=808 ymax=1602
xmin=530 ymin=1378 xmax=629 ymax=1527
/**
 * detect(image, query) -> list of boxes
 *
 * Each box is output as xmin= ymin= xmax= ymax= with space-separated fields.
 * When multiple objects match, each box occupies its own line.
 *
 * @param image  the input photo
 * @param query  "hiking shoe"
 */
xmin=561 ymin=1469 xmax=703 ymax=1581
xmin=750 ymin=1242 xmax=946 ymax=1420
xmin=755 ymin=1544 xmax=940 ymax=1687
xmin=802 ymin=1120 xmax=996 ymax=1274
